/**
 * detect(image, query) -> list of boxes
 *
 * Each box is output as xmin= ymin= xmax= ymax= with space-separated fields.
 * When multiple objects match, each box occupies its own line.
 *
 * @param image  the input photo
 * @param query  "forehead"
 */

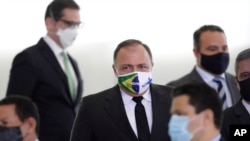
xmin=0 ymin=105 xmax=20 ymax=122
xmin=61 ymin=8 xmax=80 ymax=21
xmin=171 ymin=95 xmax=196 ymax=116
xmin=115 ymin=44 xmax=151 ymax=64
xmin=238 ymin=59 xmax=250 ymax=73
xmin=199 ymin=31 xmax=227 ymax=46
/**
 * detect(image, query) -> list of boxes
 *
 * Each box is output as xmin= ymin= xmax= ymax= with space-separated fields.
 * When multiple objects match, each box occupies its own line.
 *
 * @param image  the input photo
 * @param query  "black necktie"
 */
xmin=213 ymin=78 xmax=227 ymax=110
xmin=132 ymin=96 xmax=150 ymax=141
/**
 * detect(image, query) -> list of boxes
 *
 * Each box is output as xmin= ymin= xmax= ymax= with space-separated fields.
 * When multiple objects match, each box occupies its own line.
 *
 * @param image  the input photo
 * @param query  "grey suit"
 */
xmin=167 ymin=67 xmax=240 ymax=106
xmin=70 ymin=84 xmax=172 ymax=141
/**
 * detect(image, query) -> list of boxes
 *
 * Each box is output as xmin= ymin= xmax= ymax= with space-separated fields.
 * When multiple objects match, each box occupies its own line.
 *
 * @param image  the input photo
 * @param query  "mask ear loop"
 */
xmin=188 ymin=113 xmax=205 ymax=139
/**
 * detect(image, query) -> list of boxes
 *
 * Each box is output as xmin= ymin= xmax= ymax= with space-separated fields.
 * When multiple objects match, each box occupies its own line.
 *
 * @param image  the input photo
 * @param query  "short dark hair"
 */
xmin=193 ymin=25 xmax=225 ymax=51
xmin=45 ymin=0 xmax=80 ymax=21
xmin=172 ymin=82 xmax=222 ymax=129
xmin=113 ymin=39 xmax=153 ymax=63
xmin=0 ymin=95 xmax=40 ymax=135
xmin=235 ymin=48 xmax=250 ymax=75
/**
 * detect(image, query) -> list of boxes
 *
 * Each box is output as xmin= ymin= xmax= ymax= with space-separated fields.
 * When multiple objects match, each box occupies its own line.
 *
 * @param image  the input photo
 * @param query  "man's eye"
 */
xmin=122 ymin=66 xmax=130 ymax=70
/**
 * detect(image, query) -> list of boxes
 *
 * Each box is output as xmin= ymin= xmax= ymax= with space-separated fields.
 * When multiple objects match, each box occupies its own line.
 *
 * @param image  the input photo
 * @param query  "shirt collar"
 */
xmin=121 ymin=88 xmax=151 ymax=105
xmin=211 ymin=133 xmax=221 ymax=141
xmin=43 ymin=35 xmax=64 ymax=56
xmin=196 ymin=65 xmax=225 ymax=83
xmin=242 ymin=99 xmax=250 ymax=114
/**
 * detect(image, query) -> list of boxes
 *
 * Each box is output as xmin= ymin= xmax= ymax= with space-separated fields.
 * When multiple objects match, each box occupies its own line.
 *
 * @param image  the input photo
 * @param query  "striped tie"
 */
xmin=62 ymin=51 xmax=76 ymax=101
xmin=213 ymin=78 xmax=227 ymax=110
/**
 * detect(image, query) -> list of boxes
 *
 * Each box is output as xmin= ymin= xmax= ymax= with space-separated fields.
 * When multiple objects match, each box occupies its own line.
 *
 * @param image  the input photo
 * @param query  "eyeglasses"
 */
xmin=59 ymin=19 xmax=84 ymax=28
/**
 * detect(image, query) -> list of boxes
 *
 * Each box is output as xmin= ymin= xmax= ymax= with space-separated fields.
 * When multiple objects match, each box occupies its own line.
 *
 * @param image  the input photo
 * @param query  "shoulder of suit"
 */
xmin=83 ymin=85 xmax=118 ymax=98
xmin=224 ymin=72 xmax=236 ymax=79
xmin=166 ymin=72 xmax=196 ymax=87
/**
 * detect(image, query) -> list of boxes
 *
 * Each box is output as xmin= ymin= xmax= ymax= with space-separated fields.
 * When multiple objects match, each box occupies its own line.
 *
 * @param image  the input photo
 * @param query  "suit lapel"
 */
xmin=104 ymin=85 xmax=138 ymax=141
xmin=150 ymin=85 xmax=171 ymax=141
xmin=37 ymin=38 xmax=72 ymax=104
xmin=234 ymin=101 xmax=250 ymax=124
xmin=68 ymin=54 xmax=83 ymax=106
xmin=225 ymin=73 xmax=240 ymax=105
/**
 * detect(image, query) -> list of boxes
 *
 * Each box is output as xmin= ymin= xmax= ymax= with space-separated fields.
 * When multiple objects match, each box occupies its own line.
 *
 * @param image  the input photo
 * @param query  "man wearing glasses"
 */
xmin=6 ymin=1 xmax=83 ymax=141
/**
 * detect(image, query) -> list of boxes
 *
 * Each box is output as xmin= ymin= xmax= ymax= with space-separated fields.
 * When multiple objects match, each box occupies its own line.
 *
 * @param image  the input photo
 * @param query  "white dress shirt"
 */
xmin=242 ymin=99 xmax=250 ymax=114
xmin=196 ymin=66 xmax=233 ymax=107
xmin=211 ymin=133 xmax=221 ymax=141
xmin=121 ymin=89 xmax=153 ymax=137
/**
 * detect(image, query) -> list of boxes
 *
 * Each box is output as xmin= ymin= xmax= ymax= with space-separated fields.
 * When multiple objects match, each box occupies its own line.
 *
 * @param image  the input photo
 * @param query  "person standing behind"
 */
xmin=0 ymin=95 xmax=39 ymax=141
xmin=168 ymin=83 xmax=224 ymax=141
xmin=221 ymin=48 xmax=250 ymax=141
xmin=6 ymin=1 xmax=83 ymax=141
xmin=167 ymin=25 xmax=240 ymax=110
xmin=70 ymin=39 xmax=173 ymax=141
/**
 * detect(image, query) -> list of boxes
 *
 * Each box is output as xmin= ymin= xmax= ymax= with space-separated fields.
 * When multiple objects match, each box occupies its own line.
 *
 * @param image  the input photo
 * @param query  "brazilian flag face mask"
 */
xmin=118 ymin=71 xmax=153 ymax=94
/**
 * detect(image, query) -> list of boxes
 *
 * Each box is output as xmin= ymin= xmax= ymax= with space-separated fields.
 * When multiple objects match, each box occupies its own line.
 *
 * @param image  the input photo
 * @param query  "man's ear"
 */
xmin=45 ymin=17 xmax=55 ymax=31
xmin=193 ymin=48 xmax=199 ymax=58
xmin=24 ymin=117 xmax=37 ymax=134
xmin=112 ymin=64 xmax=118 ymax=76
xmin=202 ymin=109 xmax=214 ymax=126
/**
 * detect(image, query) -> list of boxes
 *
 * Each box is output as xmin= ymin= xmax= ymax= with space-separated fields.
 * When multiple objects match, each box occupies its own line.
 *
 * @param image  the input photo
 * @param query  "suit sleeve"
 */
xmin=70 ymin=97 xmax=94 ymax=141
xmin=6 ymin=51 xmax=37 ymax=97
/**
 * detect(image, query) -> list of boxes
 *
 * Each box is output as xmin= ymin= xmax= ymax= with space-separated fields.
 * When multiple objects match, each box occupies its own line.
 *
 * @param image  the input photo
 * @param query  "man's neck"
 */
xmin=23 ymin=134 xmax=38 ymax=141
xmin=192 ymin=127 xmax=220 ymax=141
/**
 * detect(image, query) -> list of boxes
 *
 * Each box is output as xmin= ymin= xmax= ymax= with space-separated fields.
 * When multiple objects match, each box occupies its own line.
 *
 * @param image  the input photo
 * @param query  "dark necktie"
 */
xmin=213 ymin=78 xmax=227 ymax=110
xmin=132 ymin=96 xmax=150 ymax=141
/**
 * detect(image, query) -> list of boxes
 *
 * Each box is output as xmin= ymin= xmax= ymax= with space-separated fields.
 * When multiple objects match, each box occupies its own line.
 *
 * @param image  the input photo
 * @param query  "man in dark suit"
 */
xmin=221 ymin=48 xmax=250 ymax=141
xmin=70 ymin=39 xmax=173 ymax=141
xmin=168 ymin=83 xmax=225 ymax=141
xmin=167 ymin=25 xmax=240 ymax=109
xmin=6 ymin=1 xmax=83 ymax=141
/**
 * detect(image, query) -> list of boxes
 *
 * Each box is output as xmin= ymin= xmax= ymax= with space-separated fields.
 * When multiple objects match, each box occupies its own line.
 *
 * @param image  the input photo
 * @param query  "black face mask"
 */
xmin=200 ymin=52 xmax=229 ymax=75
xmin=239 ymin=78 xmax=250 ymax=101
xmin=0 ymin=126 xmax=23 ymax=141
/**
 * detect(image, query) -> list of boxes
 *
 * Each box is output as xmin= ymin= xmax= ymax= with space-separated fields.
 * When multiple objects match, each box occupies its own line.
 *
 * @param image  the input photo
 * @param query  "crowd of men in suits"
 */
xmin=0 ymin=0 xmax=249 ymax=141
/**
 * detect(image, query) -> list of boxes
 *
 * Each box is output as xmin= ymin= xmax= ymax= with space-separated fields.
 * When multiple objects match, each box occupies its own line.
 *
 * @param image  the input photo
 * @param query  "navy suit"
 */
xmin=6 ymin=38 xmax=83 ymax=141
xmin=70 ymin=84 xmax=172 ymax=141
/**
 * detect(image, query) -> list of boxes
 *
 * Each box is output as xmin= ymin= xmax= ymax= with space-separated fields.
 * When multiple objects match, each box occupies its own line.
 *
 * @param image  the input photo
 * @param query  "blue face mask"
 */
xmin=0 ymin=126 xmax=22 ymax=141
xmin=168 ymin=115 xmax=193 ymax=141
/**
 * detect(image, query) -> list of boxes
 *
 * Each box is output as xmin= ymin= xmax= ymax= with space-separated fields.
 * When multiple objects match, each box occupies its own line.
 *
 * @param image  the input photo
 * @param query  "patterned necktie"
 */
xmin=61 ymin=51 xmax=76 ymax=101
xmin=213 ymin=78 xmax=227 ymax=110
xmin=132 ymin=96 xmax=150 ymax=141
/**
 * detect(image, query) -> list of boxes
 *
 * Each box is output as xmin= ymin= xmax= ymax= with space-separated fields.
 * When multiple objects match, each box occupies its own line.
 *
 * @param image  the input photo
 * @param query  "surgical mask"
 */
xmin=168 ymin=115 xmax=203 ymax=141
xmin=118 ymin=71 xmax=153 ymax=94
xmin=200 ymin=52 xmax=229 ymax=75
xmin=239 ymin=78 xmax=250 ymax=101
xmin=56 ymin=27 xmax=78 ymax=49
xmin=0 ymin=126 xmax=22 ymax=141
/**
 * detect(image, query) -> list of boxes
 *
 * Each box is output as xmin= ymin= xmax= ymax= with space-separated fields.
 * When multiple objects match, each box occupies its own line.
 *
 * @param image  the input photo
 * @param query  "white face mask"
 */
xmin=56 ymin=27 xmax=78 ymax=49
xmin=118 ymin=71 xmax=153 ymax=94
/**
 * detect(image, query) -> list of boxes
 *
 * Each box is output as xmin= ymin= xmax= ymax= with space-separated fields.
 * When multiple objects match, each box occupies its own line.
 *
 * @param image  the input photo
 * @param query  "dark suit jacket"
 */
xmin=167 ymin=67 xmax=240 ymax=106
xmin=6 ymin=38 xmax=83 ymax=141
xmin=221 ymin=100 xmax=250 ymax=141
xmin=70 ymin=84 xmax=172 ymax=141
